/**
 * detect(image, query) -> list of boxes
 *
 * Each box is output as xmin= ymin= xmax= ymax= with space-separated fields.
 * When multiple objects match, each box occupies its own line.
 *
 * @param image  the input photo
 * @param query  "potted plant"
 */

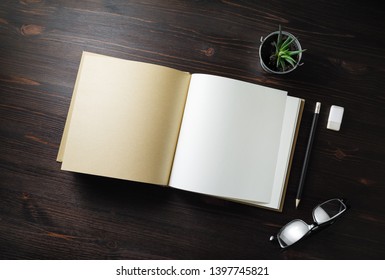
xmin=259 ymin=25 xmax=305 ymax=74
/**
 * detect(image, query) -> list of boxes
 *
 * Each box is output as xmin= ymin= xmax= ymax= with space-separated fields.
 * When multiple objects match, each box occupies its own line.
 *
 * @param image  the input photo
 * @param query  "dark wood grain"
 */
xmin=1 ymin=0 xmax=385 ymax=259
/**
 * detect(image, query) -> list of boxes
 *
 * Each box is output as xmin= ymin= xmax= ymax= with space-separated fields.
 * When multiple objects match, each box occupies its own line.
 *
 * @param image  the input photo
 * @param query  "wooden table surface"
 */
xmin=1 ymin=0 xmax=385 ymax=259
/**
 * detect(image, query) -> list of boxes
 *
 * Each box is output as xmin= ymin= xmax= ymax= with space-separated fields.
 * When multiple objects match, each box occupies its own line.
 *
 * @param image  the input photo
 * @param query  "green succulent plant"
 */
xmin=272 ymin=25 xmax=305 ymax=71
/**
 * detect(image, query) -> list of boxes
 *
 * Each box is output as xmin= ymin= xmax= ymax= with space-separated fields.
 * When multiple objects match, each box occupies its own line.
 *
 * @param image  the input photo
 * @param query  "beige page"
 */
xmin=58 ymin=52 xmax=191 ymax=185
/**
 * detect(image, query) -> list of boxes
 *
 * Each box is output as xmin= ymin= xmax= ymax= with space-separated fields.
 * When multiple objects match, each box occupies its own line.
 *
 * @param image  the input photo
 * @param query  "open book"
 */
xmin=57 ymin=52 xmax=304 ymax=211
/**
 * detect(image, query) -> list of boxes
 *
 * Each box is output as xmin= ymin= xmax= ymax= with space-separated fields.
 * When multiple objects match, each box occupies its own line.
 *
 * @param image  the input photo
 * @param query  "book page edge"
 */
xmin=56 ymin=51 xmax=87 ymax=162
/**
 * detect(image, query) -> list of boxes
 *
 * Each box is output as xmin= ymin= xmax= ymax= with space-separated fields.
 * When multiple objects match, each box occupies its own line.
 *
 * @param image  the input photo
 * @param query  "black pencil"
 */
xmin=296 ymin=102 xmax=321 ymax=209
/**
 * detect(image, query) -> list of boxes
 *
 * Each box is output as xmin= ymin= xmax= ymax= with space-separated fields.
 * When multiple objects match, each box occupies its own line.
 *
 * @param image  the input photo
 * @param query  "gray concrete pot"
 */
xmin=259 ymin=30 xmax=303 ymax=74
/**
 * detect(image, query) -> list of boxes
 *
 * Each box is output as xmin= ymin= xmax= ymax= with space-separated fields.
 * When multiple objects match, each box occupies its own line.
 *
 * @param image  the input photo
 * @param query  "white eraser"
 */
xmin=327 ymin=105 xmax=344 ymax=131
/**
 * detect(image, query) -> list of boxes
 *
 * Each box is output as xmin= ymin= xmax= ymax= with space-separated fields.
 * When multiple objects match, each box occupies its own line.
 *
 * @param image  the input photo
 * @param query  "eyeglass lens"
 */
xmin=277 ymin=199 xmax=346 ymax=248
xmin=313 ymin=199 xmax=346 ymax=224
xmin=278 ymin=219 xmax=310 ymax=247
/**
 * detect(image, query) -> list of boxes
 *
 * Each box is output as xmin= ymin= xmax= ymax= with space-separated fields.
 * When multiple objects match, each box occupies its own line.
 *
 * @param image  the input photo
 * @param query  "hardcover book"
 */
xmin=57 ymin=52 xmax=304 ymax=211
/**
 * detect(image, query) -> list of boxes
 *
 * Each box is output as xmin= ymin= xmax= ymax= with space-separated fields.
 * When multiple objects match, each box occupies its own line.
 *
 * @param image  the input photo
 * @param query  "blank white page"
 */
xmin=169 ymin=74 xmax=287 ymax=202
xmin=232 ymin=96 xmax=303 ymax=210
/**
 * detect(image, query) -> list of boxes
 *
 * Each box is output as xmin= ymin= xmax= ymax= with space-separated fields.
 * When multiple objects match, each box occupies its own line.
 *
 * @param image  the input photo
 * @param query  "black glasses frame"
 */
xmin=270 ymin=198 xmax=348 ymax=249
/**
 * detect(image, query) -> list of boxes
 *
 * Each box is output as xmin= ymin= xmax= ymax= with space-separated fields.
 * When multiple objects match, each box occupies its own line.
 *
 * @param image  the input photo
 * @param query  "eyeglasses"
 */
xmin=270 ymin=198 xmax=348 ymax=248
